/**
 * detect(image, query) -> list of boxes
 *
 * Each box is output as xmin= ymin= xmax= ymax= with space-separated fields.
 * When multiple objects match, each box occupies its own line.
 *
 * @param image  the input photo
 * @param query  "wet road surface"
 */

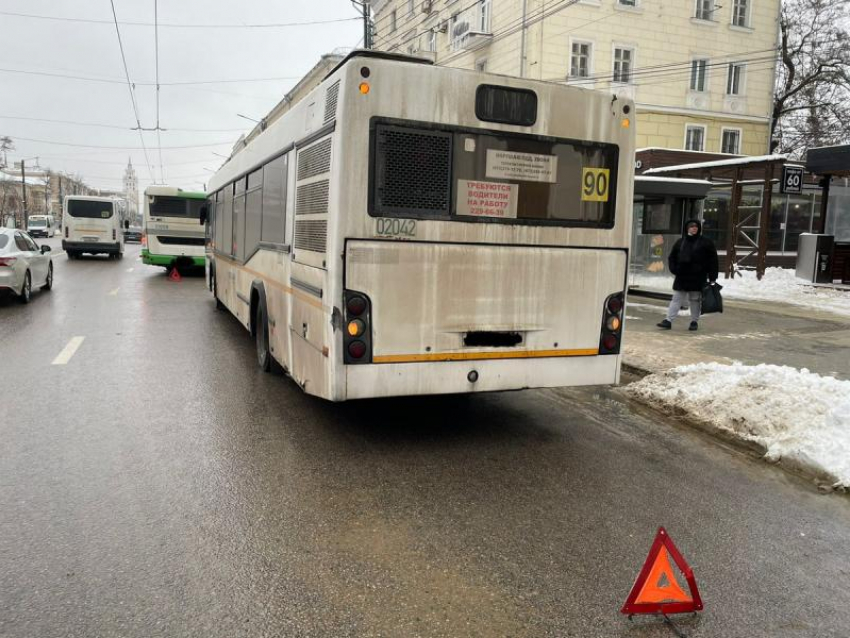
xmin=1 ymin=244 xmax=849 ymax=637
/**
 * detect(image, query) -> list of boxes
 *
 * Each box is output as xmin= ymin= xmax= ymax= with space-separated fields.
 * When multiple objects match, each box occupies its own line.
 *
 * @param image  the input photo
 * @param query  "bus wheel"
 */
xmin=255 ymin=301 xmax=272 ymax=373
xmin=212 ymin=272 xmax=224 ymax=310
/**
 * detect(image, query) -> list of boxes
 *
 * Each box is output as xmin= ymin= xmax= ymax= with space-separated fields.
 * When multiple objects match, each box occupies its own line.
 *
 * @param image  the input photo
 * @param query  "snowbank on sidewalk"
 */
xmin=721 ymin=268 xmax=850 ymax=318
xmin=624 ymin=362 xmax=850 ymax=488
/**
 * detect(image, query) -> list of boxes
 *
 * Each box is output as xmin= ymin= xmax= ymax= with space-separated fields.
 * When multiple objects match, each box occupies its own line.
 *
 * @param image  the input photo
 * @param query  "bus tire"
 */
xmin=255 ymin=300 xmax=272 ymax=373
xmin=212 ymin=271 xmax=224 ymax=310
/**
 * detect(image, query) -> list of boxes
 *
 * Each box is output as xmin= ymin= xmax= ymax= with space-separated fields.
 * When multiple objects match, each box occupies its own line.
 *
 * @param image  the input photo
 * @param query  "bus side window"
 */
xmin=245 ymin=169 xmax=263 ymax=258
xmin=222 ymin=185 xmax=234 ymax=256
xmin=262 ymin=153 xmax=287 ymax=245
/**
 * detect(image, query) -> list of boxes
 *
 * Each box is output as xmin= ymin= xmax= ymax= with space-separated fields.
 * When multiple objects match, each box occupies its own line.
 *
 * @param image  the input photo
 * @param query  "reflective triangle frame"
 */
xmin=621 ymin=527 xmax=704 ymax=616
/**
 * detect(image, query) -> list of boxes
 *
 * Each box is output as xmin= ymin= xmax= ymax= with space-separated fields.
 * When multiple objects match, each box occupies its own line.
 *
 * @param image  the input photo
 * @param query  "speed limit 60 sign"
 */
xmin=781 ymin=166 xmax=804 ymax=194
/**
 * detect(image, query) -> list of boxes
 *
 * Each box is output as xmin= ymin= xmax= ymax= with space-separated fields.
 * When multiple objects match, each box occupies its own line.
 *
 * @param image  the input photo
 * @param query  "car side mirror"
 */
xmin=40 ymin=245 xmax=51 ymax=254
xmin=124 ymin=220 xmax=130 ymax=229
xmin=199 ymin=205 xmax=208 ymax=226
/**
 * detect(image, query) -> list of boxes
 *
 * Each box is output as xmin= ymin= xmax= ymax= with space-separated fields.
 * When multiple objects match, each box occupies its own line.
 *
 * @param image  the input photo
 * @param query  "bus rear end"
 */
xmin=63 ymin=197 xmax=120 ymax=257
xmin=142 ymin=188 xmax=206 ymax=269
xmin=334 ymin=59 xmax=632 ymax=400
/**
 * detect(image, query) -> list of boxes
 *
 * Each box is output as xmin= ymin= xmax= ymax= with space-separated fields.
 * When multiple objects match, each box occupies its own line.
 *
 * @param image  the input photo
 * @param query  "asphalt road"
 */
xmin=1 ymin=244 xmax=849 ymax=638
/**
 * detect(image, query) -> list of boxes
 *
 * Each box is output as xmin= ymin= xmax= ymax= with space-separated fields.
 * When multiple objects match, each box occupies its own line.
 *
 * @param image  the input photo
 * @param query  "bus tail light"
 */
xmin=112 ymin=229 xmax=116 ymax=241
xmin=599 ymin=292 xmax=624 ymax=355
xmin=343 ymin=290 xmax=372 ymax=364
xmin=141 ymin=233 xmax=147 ymax=247
xmin=64 ymin=226 xmax=69 ymax=238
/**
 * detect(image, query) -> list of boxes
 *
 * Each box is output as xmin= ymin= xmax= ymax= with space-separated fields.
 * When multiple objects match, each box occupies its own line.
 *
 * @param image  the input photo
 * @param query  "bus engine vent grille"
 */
xmin=294 ymin=219 xmax=328 ymax=253
xmin=297 ymin=138 xmax=333 ymax=180
xmin=296 ymin=180 xmax=330 ymax=216
xmin=324 ymin=81 xmax=340 ymax=125
xmin=374 ymin=125 xmax=452 ymax=216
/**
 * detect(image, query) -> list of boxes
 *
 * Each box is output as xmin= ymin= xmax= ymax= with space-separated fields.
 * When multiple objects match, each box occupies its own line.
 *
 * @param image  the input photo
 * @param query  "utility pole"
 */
xmin=352 ymin=0 xmax=373 ymax=49
xmin=20 ymin=159 xmax=27 ymax=229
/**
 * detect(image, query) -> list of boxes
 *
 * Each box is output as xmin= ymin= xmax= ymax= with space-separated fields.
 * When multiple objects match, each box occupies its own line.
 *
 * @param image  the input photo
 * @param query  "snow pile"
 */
xmin=721 ymin=268 xmax=850 ymax=318
xmin=625 ymin=362 xmax=850 ymax=488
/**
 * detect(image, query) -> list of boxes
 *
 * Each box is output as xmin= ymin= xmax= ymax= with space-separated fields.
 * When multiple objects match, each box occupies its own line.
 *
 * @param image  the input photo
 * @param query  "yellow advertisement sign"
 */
xmin=581 ymin=168 xmax=610 ymax=202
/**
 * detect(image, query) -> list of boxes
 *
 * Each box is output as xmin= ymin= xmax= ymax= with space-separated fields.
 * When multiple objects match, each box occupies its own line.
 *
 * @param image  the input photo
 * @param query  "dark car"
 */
xmin=124 ymin=226 xmax=143 ymax=243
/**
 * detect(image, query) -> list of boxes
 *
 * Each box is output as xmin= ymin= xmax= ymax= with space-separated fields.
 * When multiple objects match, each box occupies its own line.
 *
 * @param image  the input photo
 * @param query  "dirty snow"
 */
xmin=625 ymin=362 xmax=850 ymax=488
xmin=717 ymin=268 xmax=850 ymax=318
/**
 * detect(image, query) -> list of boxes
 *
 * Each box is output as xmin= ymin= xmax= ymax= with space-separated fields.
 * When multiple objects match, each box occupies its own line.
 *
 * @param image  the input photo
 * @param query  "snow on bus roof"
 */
xmin=644 ymin=154 xmax=791 ymax=174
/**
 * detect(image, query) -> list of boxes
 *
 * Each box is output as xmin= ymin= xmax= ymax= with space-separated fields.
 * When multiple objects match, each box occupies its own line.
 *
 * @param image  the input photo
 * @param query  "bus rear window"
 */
xmin=150 ymin=197 xmax=204 ymax=218
xmin=68 ymin=200 xmax=114 ymax=219
xmin=370 ymin=120 xmax=618 ymax=228
xmin=453 ymin=133 xmax=617 ymax=226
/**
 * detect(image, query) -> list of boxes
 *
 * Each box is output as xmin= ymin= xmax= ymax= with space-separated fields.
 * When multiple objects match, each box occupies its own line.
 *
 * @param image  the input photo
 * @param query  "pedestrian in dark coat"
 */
xmin=657 ymin=219 xmax=719 ymax=331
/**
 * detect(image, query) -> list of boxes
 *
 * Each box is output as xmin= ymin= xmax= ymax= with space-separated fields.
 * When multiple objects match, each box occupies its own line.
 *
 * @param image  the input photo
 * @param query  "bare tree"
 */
xmin=0 ymin=136 xmax=13 ymax=169
xmin=772 ymin=0 xmax=850 ymax=157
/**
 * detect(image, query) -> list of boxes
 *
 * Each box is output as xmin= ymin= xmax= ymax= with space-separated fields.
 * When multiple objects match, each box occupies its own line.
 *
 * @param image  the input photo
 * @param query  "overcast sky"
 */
xmin=0 ymin=0 xmax=362 ymax=197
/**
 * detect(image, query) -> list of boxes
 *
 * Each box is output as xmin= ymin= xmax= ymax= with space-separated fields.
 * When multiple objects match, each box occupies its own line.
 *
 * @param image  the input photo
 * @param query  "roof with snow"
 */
xmin=644 ymin=154 xmax=790 ymax=175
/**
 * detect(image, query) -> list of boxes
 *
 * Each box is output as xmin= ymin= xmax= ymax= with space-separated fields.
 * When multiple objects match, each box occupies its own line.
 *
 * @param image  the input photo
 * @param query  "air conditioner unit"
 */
xmin=421 ymin=0 xmax=433 ymax=13
xmin=436 ymin=20 xmax=448 ymax=33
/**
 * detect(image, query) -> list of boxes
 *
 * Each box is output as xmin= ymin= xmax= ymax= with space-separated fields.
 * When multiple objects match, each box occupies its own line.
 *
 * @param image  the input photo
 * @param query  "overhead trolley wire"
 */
xmin=0 ymin=10 xmax=360 ymax=29
xmin=154 ymin=0 xmax=165 ymax=183
xmin=108 ymin=0 xmax=155 ymax=183
xmin=11 ymin=135 xmax=233 ymax=150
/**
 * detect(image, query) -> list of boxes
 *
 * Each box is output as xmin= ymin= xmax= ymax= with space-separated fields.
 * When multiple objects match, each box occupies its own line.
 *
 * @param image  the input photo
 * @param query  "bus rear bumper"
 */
xmin=63 ymin=241 xmax=121 ymax=255
xmin=343 ymin=354 xmax=621 ymax=400
xmin=141 ymin=249 xmax=205 ymax=268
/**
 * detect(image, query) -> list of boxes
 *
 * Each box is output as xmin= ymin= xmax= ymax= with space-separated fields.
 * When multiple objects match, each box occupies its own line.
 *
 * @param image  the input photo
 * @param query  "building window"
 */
xmin=694 ymin=0 xmax=714 ymax=20
xmin=618 ymin=0 xmax=637 ymax=6
xmin=732 ymin=0 xmax=749 ymax=27
xmin=427 ymin=29 xmax=437 ymax=52
xmin=613 ymin=47 xmax=633 ymax=83
xmin=685 ymin=125 xmax=706 ymax=151
xmin=690 ymin=59 xmax=707 ymax=91
xmin=390 ymin=9 xmax=397 ymax=33
xmin=570 ymin=42 xmax=592 ymax=78
xmin=721 ymin=129 xmax=741 ymax=154
xmin=726 ymin=63 xmax=743 ymax=95
xmin=479 ymin=0 xmax=492 ymax=32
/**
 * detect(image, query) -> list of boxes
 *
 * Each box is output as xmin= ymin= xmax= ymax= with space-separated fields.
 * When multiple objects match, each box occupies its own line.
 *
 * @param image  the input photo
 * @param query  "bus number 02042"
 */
xmin=375 ymin=218 xmax=417 ymax=239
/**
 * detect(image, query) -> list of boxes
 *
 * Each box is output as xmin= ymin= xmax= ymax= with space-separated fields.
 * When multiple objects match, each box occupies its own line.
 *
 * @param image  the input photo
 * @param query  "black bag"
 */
xmin=701 ymin=282 xmax=724 ymax=314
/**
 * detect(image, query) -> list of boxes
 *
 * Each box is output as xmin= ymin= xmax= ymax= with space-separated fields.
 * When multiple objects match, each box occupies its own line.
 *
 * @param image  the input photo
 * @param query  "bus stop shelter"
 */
xmin=644 ymin=155 xmax=789 ymax=279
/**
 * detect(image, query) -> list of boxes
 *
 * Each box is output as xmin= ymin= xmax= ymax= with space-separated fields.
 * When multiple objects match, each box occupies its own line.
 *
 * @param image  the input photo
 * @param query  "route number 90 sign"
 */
xmin=781 ymin=166 xmax=804 ymax=195
xmin=582 ymin=168 xmax=610 ymax=202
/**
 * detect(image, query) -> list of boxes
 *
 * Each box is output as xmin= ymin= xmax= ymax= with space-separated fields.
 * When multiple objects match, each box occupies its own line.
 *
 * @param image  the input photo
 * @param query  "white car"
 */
xmin=0 ymin=228 xmax=54 ymax=304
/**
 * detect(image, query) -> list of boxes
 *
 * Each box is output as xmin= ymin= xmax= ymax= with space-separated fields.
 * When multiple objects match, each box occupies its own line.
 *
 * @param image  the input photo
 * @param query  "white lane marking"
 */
xmin=53 ymin=251 xmax=66 ymax=257
xmin=108 ymin=287 xmax=120 ymax=296
xmin=126 ymin=268 xmax=134 ymax=273
xmin=52 ymin=337 xmax=85 ymax=365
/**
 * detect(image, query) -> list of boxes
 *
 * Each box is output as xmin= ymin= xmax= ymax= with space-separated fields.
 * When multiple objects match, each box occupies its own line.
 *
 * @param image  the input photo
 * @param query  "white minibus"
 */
xmin=27 ymin=214 xmax=57 ymax=238
xmin=63 ymin=196 xmax=126 ymax=259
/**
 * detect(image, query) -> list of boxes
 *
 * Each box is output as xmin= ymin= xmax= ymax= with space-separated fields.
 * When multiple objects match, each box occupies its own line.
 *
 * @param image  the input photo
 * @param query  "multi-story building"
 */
xmin=370 ymin=0 xmax=780 ymax=155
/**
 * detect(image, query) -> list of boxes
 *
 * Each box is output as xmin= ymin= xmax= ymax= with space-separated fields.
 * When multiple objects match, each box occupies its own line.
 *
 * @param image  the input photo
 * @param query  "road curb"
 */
xmin=619 ymin=360 xmax=845 ymax=494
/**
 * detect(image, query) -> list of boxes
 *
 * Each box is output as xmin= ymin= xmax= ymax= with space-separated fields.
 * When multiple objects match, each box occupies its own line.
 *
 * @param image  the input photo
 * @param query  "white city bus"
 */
xmin=205 ymin=51 xmax=634 ymax=401
xmin=63 ymin=195 xmax=126 ymax=259
xmin=142 ymin=186 xmax=207 ymax=270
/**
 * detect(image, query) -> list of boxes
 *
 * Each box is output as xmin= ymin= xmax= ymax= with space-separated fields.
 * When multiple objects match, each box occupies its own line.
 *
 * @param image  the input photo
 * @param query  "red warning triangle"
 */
xmin=621 ymin=527 xmax=703 ymax=616
xmin=168 ymin=267 xmax=182 ymax=282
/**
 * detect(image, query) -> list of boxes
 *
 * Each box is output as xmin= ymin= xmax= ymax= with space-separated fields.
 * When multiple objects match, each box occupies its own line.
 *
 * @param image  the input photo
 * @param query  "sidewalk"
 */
xmin=619 ymin=295 xmax=850 ymax=489
xmin=623 ymin=294 xmax=850 ymax=381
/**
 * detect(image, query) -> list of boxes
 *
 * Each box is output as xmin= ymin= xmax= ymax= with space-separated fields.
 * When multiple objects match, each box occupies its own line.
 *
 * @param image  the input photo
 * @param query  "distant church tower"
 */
xmin=123 ymin=158 xmax=139 ymax=222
